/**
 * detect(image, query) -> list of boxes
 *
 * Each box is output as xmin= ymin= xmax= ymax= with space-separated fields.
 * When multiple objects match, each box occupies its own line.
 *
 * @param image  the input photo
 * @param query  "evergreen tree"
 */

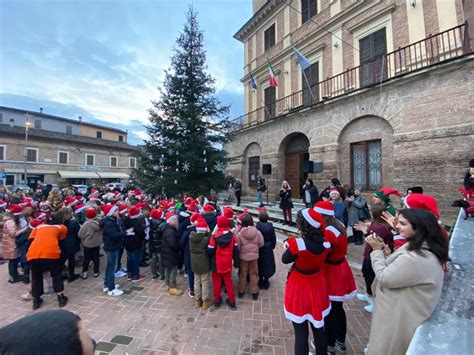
xmin=135 ymin=7 xmax=232 ymax=197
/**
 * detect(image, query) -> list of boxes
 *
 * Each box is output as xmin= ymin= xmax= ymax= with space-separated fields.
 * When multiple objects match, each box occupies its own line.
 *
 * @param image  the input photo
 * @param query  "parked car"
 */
xmin=106 ymin=182 xmax=124 ymax=190
xmin=12 ymin=185 xmax=31 ymax=193
xmin=73 ymin=184 xmax=88 ymax=195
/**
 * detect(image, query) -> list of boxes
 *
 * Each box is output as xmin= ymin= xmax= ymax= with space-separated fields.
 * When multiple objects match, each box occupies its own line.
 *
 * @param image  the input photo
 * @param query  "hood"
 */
xmin=190 ymin=231 xmax=208 ymax=244
xmin=214 ymin=231 xmax=233 ymax=247
xmin=99 ymin=216 xmax=114 ymax=228
xmin=256 ymin=222 xmax=273 ymax=234
xmin=239 ymin=226 xmax=258 ymax=240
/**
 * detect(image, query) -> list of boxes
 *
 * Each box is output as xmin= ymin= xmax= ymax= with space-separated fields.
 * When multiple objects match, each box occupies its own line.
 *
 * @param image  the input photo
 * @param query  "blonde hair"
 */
xmin=281 ymin=180 xmax=291 ymax=190
xmin=47 ymin=188 xmax=63 ymax=204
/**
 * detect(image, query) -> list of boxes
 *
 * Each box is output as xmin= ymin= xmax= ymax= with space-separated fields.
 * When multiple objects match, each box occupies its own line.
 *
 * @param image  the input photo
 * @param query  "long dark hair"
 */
xmin=296 ymin=210 xmax=325 ymax=242
xmin=398 ymin=209 xmax=449 ymax=264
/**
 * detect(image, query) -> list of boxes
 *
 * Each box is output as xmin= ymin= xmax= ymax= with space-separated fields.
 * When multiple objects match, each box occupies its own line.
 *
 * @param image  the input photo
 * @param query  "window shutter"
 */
xmin=373 ymin=28 xmax=387 ymax=57
xmin=359 ymin=35 xmax=373 ymax=64
xmin=301 ymin=0 xmax=309 ymax=23
xmin=310 ymin=0 xmax=317 ymax=18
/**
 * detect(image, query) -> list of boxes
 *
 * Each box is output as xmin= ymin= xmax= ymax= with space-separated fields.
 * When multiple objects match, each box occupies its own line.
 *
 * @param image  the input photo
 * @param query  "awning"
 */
xmin=96 ymin=172 xmax=130 ymax=179
xmin=58 ymin=171 xmax=99 ymax=179
xmin=4 ymin=169 xmax=57 ymax=175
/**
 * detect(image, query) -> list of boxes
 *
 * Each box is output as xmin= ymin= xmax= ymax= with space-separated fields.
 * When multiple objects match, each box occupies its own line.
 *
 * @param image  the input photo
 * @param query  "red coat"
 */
xmin=208 ymin=230 xmax=238 ymax=274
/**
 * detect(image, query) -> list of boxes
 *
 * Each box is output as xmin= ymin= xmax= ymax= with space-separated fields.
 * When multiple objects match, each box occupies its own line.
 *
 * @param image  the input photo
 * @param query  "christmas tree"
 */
xmin=135 ymin=7 xmax=232 ymax=197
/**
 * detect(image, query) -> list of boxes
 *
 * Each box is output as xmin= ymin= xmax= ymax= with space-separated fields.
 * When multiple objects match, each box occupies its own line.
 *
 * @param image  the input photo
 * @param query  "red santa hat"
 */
xmin=36 ymin=211 xmax=48 ymax=220
xmin=21 ymin=201 xmax=33 ymax=209
xmin=202 ymin=204 xmax=215 ymax=213
xmin=103 ymin=192 xmax=115 ymax=201
xmin=374 ymin=186 xmax=402 ymax=202
xmin=329 ymin=188 xmax=340 ymax=196
xmin=117 ymin=203 xmax=128 ymax=215
xmin=223 ymin=206 xmax=234 ymax=219
xmin=85 ymin=208 xmax=97 ymax=219
xmin=39 ymin=201 xmax=52 ymax=211
xmin=314 ymin=201 xmax=335 ymax=216
xmin=131 ymin=189 xmax=141 ymax=196
xmin=101 ymin=204 xmax=118 ymax=217
xmin=8 ymin=204 xmax=23 ymax=216
xmin=187 ymin=201 xmax=198 ymax=213
xmin=165 ymin=211 xmax=177 ymax=224
xmin=128 ymin=206 xmax=141 ymax=219
xmin=29 ymin=218 xmax=44 ymax=229
xmin=190 ymin=212 xmax=202 ymax=224
xmin=76 ymin=195 xmax=86 ymax=203
xmin=217 ymin=215 xmax=230 ymax=231
xmin=238 ymin=208 xmax=249 ymax=222
xmin=0 ymin=200 xmax=7 ymax=209
xmin=73 ymin=203 xmax=88 ymax=214
xmin=64 ymin=196 xmax=76 ymax=206
xmin=301 ymin=208 xmax=325 ymax=229
xmin=150 ymin=208 xmax=163 ymax=220
xmin=195 ymin=218 xmax=209 ymax=232
xmin=404 ymin=193 xmax=440 ymax=219
xmin=184 ymin=197 xmax=193 ymax=207
xmin=167 ymin=203 xmax=176 ymax=211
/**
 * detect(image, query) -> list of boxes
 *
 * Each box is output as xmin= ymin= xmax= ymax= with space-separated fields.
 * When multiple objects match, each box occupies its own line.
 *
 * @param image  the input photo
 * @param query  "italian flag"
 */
xmin=267 ymin=59 xmax=278 ymax=87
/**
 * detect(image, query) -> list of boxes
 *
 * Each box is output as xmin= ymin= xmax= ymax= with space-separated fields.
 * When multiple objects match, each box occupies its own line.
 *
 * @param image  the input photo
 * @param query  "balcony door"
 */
xmin=264 ymin=86 xmax=276 ymax=120
xmin=302 ymin=62 xmax=319 ymax=106
xmin=359 ymin=28 xmax=387 ymax=87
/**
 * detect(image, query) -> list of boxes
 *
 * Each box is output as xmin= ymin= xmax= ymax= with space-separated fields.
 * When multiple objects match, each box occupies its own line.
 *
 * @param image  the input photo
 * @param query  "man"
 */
xmin=257 ymin=176 xmax=266 ymax=207
xmin=233 ymin=179 xmax=242 ymax=206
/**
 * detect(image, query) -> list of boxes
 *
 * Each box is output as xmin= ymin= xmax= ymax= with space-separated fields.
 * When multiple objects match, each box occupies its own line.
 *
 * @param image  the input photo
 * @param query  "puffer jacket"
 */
xmin=60 ymin=219 xmax=81 ymax=255
xmin=237 ymin=226 xmax=264 ymax=261
xmin=2 ymin=217 xmax=27 ymax=260
xmin=256 ymin=221 xmax=277 ymax=279
xmin=189 ymin=230 xmax=211 ymax=274
xmin=78 ymin=218 xmax=103 ymax=248
xmin=149 ymin=219 xmax=163 ymax=254
xmin=100 ymin=216 xmax=125 ymax=252
xmin=161 ymin=224 xmax=180 ymax=268
xmin=208 ymin=230 xmax=239 ymax=273
xmin=123 ymin=217 xmax=145 ymax=251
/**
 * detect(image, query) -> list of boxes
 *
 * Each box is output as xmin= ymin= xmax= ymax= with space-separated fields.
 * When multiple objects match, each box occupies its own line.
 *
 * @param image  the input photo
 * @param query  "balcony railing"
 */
xmin=229 ymin=22 xmax=471 ymax=133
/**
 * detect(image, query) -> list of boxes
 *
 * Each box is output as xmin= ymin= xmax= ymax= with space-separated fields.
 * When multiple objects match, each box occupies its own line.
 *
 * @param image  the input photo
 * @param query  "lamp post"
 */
xmin=23 ymin=116 xmax=32 ymax=185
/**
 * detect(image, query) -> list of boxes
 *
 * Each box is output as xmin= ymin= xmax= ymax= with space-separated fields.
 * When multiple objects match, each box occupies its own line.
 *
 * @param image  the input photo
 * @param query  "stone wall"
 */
xmin=225 ymin=56 xmax=474 ymax=222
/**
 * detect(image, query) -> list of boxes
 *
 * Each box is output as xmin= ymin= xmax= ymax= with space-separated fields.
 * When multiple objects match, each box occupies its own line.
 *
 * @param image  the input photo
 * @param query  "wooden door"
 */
xmin=285 ymin=153 xmax=301 ymax=194
xmin=359 ymin=28 xmax=387 ymax=87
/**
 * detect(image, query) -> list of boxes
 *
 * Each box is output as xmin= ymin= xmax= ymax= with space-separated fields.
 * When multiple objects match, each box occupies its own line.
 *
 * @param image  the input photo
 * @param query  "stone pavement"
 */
xmin=0 ymin=236 xmax=371 ymax=355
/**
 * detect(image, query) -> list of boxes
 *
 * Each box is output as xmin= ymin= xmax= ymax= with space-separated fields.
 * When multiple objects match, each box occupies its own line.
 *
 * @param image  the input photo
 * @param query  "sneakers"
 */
xmin=202 ymin=299 xmax=213 ymax=310
xmin=335 ymin=340 xmax=346 ymax=352
xmin=356 ymin=293 xmax=373 ymax=304
xmin=67 ymin=274 xmax=80 ymax=283
xmin=188 ymin=289 xmax=195 ymax=298
xmin=364 ymin=304 xmax=374 ymax=313
xmin=114 ymin=270 xmax=127 ymax=278
xmin=103 ymin=284 xmax=121 ymax=293
xmin=132 ymin=275 xmax=145 ymax=283
xmin=8 ymin=276 xmax=21 ymax=284
xmin=57 ymin=294 xmax=68 ymax=307
xmin=32 ymin=298 xmax=43 ymax=310
xmin=81 ymin=272 xmax=88 ymax=280
xmin=108 ymin=288 xmax=124 ymax=296
xmin=194 ymin=299 xmax=203 ymax=308
xmin=226 ymin=298 xmax=237 ymax=310
xmin=152 ymin=273 xmax=159 ymax=279
xmin=214 ymin=299 xmax=222 ymax=309
xmin=168 ymin=288 xmax=183 ymax=296
xmin=22 ymin=292 xmax=33 ymax=301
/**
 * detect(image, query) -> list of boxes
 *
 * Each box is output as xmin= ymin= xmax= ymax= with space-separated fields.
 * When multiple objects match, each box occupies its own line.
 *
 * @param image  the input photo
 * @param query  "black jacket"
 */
xmin=257 ymin=178 xmax=266 ymax=192
xmin=123 ymin=217 xmax=145 ymax=251
xmin=179 ymin=225 xmax=195 ymax=270
xmin=279 ymin=189 xmax=294 ymax=209
xmin=100 ymin=216 xmax=126 ymax=252
xmin=256 ymin=221 xmax=277 ymax=279
xmin=302 ymin=185 xmax=320 ymax=205
xmin=234 ymin=181 xmax=242 ymax=195
xmin=161 ymin=224 xmax=180 ymax=268
xmin=149 ymin=219 xmax=164 ymax=254
xmin=60 ymin=219 xmax=81 ymax=255
xmin=203 ymin=214 xmax=217 ymax=232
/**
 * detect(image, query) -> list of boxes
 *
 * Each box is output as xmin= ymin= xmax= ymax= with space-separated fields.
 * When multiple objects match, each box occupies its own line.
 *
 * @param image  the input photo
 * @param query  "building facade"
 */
xmin=0 ymin=107 xmax=138 ymax=187
xmin=225 ymin=0 xmax=474 ymax=220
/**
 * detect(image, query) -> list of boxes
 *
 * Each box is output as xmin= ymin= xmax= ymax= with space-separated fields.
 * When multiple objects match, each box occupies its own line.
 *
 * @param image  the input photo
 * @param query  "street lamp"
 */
xmin=24 ymin=116 xmax=32 ymax=185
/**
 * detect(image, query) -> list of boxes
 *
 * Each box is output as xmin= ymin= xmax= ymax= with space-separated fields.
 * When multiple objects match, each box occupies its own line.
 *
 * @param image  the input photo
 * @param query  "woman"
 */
xmin=59 ymin=207 xmax=81 ymax=283
xmin=47 ymin=188 xmax=64 ymax=210
xmin=365 ymin=208 xmax=448 ymax=354
xmin=279 ymin=181 xmax=294 ymax=225
xmin=255 ymin=210 xmax=276 ymax=290
xmin=347 ymin=188 xmax=369 ymax=245
xmin=329 ymin=189 xmax=346 ymax=225
xmin=282 ymin=209 xmax=331 ymax=355
xmin=302 ymin=178 xmax=319 ymax=208
xmin=3 ymin=205 xmax=28 ymax=283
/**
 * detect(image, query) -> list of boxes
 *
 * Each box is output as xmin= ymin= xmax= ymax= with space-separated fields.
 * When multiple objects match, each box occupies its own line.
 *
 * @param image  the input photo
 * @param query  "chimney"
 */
xmin=39 ymin=107 xmax=43 ymax=114
xmin=78 ymin=115 xmax=82 ymax=122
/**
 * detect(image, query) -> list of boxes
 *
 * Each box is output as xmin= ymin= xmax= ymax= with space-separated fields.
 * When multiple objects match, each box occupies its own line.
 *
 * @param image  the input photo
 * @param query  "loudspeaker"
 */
xmin=313 ymin=162 xmax=324 ymax=173
xmin=262 ymin=164 xmax=272 ymax=175
xmin=303 ymin=161 xmax=314 ymax=173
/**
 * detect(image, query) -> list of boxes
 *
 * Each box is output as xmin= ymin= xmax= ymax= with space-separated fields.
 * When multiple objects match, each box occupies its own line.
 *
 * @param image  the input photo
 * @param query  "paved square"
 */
xmin=0 ymin=236 xmax=371 ymax=354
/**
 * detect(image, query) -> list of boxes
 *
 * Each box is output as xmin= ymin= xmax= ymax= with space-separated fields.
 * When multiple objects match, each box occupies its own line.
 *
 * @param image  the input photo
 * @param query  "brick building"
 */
xmin=0 ymin=106 xmax=138 ymax=187
xmin=224 ymin=0 xmax=474 ymax=221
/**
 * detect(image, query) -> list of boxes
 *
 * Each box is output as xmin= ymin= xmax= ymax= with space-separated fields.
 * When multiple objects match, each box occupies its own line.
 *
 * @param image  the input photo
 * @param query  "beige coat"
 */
xmin=2 ymin=217 xmax=27 ymax=260
xmin=368 ymin=243 xmax=444 ymax=355
xmin=78 ymin=218 xmax=103 ymax=248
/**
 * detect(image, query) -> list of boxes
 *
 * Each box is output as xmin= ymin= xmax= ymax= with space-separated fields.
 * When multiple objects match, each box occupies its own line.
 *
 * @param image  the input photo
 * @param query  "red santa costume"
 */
xmin=283 ymin=208 xmax=331 ymax=329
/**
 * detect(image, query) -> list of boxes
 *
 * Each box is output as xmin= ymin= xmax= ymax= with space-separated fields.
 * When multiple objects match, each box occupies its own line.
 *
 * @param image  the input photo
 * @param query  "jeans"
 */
xmin=165 ymin=267 xmax=177 ymax=288
xmin=194 ymin=272 xmax=210 ymax=301
xmin=61 ymin=253 xmax=76 ymax=278
xmin=105 ymin=250 xmax=119 ymax=291
xmin=83 ymin=246 xmax=100 ymax=274
xmin=257 ymin=191 xmax=264 ymax=206
xmin=187 ymin=267 xmax=194 ymax=291
xmin=127 ymin=249 xmax=143 ymax=279
xmin=212 ymin=271 xmax=235 ymax=303
xmin=325 ymin=301 xmax=347 ymax=347
xmin=362 ymin=258 xmax=376 ymax=296
xmin=116 ymin=245 xmax=125 ymax=272
xmin=31 ymin=259 xmax=64 ymax=299
xmin=8 ymin=258 xmax=20 ymax=278
xmin=292 ymin=321 xmax=326 ymax=355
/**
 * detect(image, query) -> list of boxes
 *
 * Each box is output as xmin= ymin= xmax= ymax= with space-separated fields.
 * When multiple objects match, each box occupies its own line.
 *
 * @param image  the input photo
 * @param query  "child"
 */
xmin=161 ymin=212 xmax=183 ymax=296
xmin=124 ymin=207 xmax=146 ymax=282
xmin=149 ymin=208 xmax=164 ymax=280
xmin=236 ymin=214 xmax=264 ymax=300
xmin=78 ymin=208 xmax=103 ymax=279
xmin=189 ymin=218 xmax=212 ymax=309
xmin=208 ymin=215 xmax=238 ymax=310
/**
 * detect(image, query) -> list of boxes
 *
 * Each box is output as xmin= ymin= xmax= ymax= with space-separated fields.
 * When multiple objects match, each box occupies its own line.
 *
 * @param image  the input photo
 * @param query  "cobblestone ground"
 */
xmin=0 ymin=236 xmax=371 ymax=355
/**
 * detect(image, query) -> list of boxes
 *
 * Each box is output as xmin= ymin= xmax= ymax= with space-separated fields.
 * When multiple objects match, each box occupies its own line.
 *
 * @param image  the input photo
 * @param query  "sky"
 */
xmin=0 ymin=0 xmax=251 ymax=144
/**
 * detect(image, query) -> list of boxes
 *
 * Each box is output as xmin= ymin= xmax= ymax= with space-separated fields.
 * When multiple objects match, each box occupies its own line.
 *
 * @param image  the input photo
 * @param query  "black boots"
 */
xmin=57 ymin=294 xmax=69 ymax=307
xmin=32 ymin=298 xmax=43 ymax=310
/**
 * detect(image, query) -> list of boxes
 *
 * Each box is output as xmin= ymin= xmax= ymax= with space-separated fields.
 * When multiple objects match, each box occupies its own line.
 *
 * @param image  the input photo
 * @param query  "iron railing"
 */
xmin=229 ymin=22 xmax=471 ymax=133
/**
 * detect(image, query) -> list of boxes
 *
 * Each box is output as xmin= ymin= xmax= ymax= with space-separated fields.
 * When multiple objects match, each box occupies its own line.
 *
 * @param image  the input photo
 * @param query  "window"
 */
xmin=248 ymin=156 xmax=260 ymax=187
xmin=0 ymin=145 xmax=5 ymax=160
xmin=110 ymin=156 xmax=118 ymax=167
xmin=58 ymin=151 xmax=69 ymax=165
xmin=34 ymin=119 xmax=42 ymax=129
xmin=301 ymin=0 xmax=317 ymax=24
xmin=0 ymin=113 xmax=3 ymax=123
xmin=86 ymin=154 xmax=95 ymax=166
xmin=264 ymin=24 xmax=276 ymax=51
xmin=351 ymin=140 xmax=382 ymax=190
xmin=264 ymin=86 xmax=276 ymax=119
xmin=96 ymin=131 xmax=102 ymax=139
xmin=359 ymin=28 xmax=387 ymax=87
xmin=66 ymin=125 xmax=73 ymax=134
xmin=27 ymin=148 xmax=38 ymax=162
xmin=118 ymin=135 xmax=124 ymax=142
xmin=302 ymin=62 xmax=319 ymax=106
xmin=129 ymin=157 xmax=136 ymax=168
xmin=6 ymin=175 xmax=14 ymax=185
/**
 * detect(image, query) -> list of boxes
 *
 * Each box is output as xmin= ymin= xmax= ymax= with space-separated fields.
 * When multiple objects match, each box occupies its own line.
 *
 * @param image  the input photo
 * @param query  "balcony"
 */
xmin=229 ymin=22 xmax=471 ymax=133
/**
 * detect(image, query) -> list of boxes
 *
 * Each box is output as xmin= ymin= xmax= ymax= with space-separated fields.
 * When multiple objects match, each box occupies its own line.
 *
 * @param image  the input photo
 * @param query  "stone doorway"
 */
xmin=284 ymin=133 xmax=310 ymax=196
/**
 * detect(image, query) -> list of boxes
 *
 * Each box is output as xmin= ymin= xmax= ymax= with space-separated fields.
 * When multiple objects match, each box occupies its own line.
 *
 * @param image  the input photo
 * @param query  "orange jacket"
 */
xmin=27 ymin=223 xmax=67 ymax=261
